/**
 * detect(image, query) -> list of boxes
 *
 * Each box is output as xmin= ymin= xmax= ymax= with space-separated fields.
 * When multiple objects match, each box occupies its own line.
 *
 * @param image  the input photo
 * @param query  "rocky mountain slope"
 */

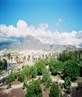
xmin=0 ymin=35 xmax=76 ymax=52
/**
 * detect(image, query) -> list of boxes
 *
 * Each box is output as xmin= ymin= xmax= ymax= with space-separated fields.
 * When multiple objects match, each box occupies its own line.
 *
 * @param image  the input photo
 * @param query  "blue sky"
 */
xmin=0 ymin=0 xmax=82 ymax=32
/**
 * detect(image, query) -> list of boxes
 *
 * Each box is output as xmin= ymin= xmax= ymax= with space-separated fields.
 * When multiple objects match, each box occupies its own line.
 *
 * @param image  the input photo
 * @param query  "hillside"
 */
xmin=0 ymin=35 xmax=76 ymax=52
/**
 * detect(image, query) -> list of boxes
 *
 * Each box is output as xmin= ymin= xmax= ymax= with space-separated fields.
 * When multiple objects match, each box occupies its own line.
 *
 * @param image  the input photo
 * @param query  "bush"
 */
xmin=18 ymin=66 xmax=30 ymax=82
xmin=64 ymin=77 xmax=71 ymax=94
xmin=30 ymin=66 xmax=37 ymax=78
xmin=49 ymin=59 xmax=64 ymax=75
xmin=49 ymin=82 xmax=63 ymax=97
xmin=58 ymin=50 xmax=75 ymax=62
xmin=42 ymin=69 xmax=52 ymax=88
xmin=25 ymin=80 xmax=43 ymax=97
xmin=63 ymin=60 xmax=80 ymax=81
xmin=7 ymin=72 xmax=17 ymax=83
xmin=35 ymin=60 xmax=46 ymax=75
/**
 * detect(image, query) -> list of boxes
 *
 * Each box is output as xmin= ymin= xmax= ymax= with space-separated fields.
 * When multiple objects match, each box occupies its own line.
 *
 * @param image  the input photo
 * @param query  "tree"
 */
xmin=7 ymin=53 xmax=12 ymax=61
xmin=7 ymin=71 xmax=18 ymax=83
xmin=15 ymin=56 xmax=19 ymax=63
xmin=58 ymin=50 xmax=75 ymax=62
xmin=0 ymin=59 xmax=8 ymax=71
xmin=64 ymin=77 xmax=71 ymax=94
xmin=6 ymin=72 xmax=15 ymax=88
xmin=49 ymin=59 xmax=63 ymax=75
xmin=25 ymin=80 xmax=43 ymax=97
xmin=63 ymin=60 xmax=80 ymax=81
xmin=19 ymin=66 xmax=30 ymax=82
xmin=2 ymin=59 xmax=7 ymax=70
xmin=23 ymin=56 xmax=26 ymax=63
xmin=27 ymin=55 xmax=30 ymax=61
xmin=30 ymin=66 xmax=37 ymax=78
xmin=79 ymin=59 xmax=82 ymax=76
xmin=35 ymin=60 xmax=46 ymax=75
xmin=42 ymin=69 xmax=52 ymax=88
xmin=49 ymin=83 xmax=63 ymax=97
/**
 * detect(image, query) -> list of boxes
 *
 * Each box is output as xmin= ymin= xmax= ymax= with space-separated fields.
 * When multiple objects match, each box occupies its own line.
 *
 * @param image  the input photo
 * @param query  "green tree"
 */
xmin=7 ymin=53 xmax=12 ymax=61
xmin=49 ymin=83 xmax=63 ymax=97
xmin=42 ymin=69 xmax=52 ymax=88
xmin=35 ymin=60 xmax=46 ymax=75
xmin=19 ymin=66 xmax=30 ymax=82
xmin=30 ymin=66 xmax=37 ymax=78
xmin=19 ymin=70 xmax=27 ymax=82
xmin=6 ymin=72 xmax=16 ymax=87
xmin=25 ymin=80 xmax=43 ymax=97
xmin=58 ymin=50 xmax=75 ymax=62
xmin=23 ymin=66 xmax=30 ymax=76
xmin=2 ymin=59 xmax=7 ymax=70
xmin=63 ymin=60 xmax=80 ymax=81
xmin=49 ymin=59 xmax=63 ymax=75
xmin=64 ymin=77 xmax=71 ymax=94
xmin=15 ymin=56 xmax=19 ymax=63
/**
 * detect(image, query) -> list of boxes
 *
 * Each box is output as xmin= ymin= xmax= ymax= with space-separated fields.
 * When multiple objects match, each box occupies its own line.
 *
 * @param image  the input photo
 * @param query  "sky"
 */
xmin=0 ymin=0 xmax=82 ymax=47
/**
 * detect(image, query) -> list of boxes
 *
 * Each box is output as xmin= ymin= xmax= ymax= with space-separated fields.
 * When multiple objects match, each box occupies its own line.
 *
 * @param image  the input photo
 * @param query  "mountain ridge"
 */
xmin=0 ymin=35 xmax=77 ymax=52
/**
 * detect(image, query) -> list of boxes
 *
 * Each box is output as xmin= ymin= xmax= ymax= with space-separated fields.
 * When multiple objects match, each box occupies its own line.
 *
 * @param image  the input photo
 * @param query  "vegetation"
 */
xmin=6 ymin=71 xmax=18 ymax=89
xmin=3 ymin=53 xmax=12 ymax=61
xmin=42 ymin=69 xmax=52 ymax=88
xmin=19 ymin=66 xmax=30 ymax=82
xmin=0 ymin=59 xmax=7 ymax=70
xmin=1 ymin=50 xmax=82 ymax=96
xmin=7 ymin=71 xmax=18 ymax=83
xmin=25 ymin=80 xmax=43 ymax=97
xmin=64 ymin=77 xmax=71 ymax=94
xmin=58 ymin=50 xmax=82 ymax=62
xmin=30 ymin=65 xmax=37 ymax=78
xmin=49 ymin=59 xmax=63 ymax=75
xmin=63 ymin=60 xmax=80 ymax=81
xmin=35 ymin=60 xmax=46 ymax=75
xmin=58 ymin=50 xmax=75 ymax=62
xmin=49 ymin=82 xmax=63 ymax=97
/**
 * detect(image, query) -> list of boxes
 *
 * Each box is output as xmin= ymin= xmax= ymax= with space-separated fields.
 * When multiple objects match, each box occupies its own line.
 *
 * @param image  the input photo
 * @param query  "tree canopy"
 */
xmin=35 ymin=60 xmax=46 ymax=75
xmin=63 ymin=60 xmax=80 ymax=81
xmin=30 ymin=65 xmax=37 ymax=78
xmin=49 ymin=59 xmax=64 ymax=75
xmin=64 ymin=76 xmax=71 ymax=94
xmin=42 ymin=69 xmax=52 ymax=88
xmin=25 ymin=80 xmax=43 ymax=97
xmin=49 ymin=83 xmax=63 ymax=97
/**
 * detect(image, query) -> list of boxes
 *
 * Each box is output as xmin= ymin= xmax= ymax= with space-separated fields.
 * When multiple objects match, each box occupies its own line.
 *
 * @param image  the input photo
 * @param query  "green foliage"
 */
xmin=19 ymin=66 xmax=30 ymax=82
xmin=63 ymin=60 xmax=80 ymax=81
xmin=0 ymin=60 xmax=3 ymax=70
xmin=49 ymin=59 xmax=64 ymax=75
xmin=30 ymin=65 xmax=37 ymax=78
xmin=0 ymin=59 xmax=7 ymax=70
xmin=22 ymin=66 xmax=30 ymax=76
xmin=58 ymin=50 xmax=82 ymax=62
xmin=58 ymin=50 xmax=75 ymax=62
xmin=7 ymin=72 xmax=17 ymax=83
xmin=49 ymin=83 xmax=63 ymax=97
xmin=19 ymin=70 xmax=27 ymax=82
xmin=64 ymin=77 xmax=71 ymax=94
xmin=42 ymin=69 xmax=52 ymax=88
xmin=35 ymin=60 xmax=46 ymax=75
xmin=25 ymin=80 xmax=43 ymax=97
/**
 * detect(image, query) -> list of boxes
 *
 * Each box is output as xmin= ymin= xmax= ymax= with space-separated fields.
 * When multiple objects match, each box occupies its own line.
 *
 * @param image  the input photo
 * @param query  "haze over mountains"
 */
xmin=0 ymin=35 xmax=77 ymax=52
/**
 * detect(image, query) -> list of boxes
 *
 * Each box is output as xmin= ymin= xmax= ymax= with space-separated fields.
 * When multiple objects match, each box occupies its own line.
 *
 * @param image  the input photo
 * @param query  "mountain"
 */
xmin=0 ymin=35 xmax=76 ymax=52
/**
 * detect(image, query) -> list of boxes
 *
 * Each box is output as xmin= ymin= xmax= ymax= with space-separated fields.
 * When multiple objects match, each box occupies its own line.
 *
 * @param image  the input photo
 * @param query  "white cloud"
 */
xmin=17 ymin=20 xmax=28 ymax=29
xmin=0 ymin=19 xmax=82 ymax=47
xmin=0 ymin=25 xmax=8 ymax=33
xmin=56 ymin=18 xmax=62 ymax=27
